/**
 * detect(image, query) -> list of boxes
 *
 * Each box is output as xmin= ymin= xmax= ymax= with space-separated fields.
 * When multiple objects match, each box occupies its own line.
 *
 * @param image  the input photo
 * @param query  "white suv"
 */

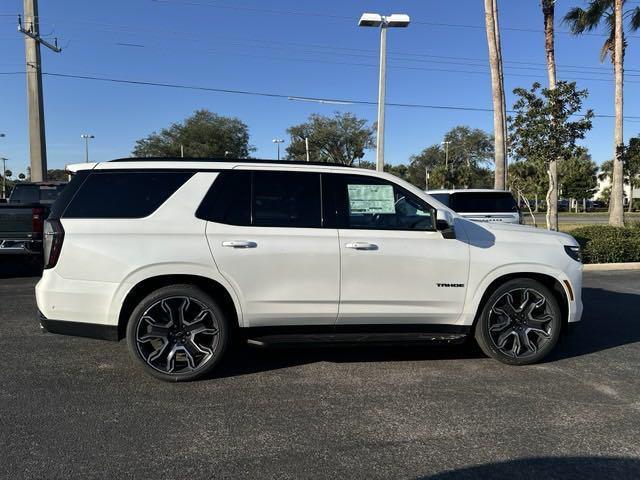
xmin=36 ymin=159 xmax=583 ymax=381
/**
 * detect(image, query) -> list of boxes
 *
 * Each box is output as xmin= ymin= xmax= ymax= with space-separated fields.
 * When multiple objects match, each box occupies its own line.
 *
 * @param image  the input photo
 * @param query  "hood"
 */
xmin=460 ymin=218 xmax=578 ymax=247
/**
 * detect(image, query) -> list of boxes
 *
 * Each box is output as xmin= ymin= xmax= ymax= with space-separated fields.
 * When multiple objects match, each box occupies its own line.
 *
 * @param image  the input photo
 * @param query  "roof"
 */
xmin=66 ymin=157 xmax=362 ymax=174
xmin=109 ymin=157 xmax=353 ymax=168
xmin=427 ymin=189 xmax=513 ymax=194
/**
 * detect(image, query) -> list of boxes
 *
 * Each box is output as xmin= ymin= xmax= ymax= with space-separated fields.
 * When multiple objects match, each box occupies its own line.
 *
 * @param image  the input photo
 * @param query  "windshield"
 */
xmin=429 ymin=193 xmax=450 ymax=207
xmin=449 ymin=192 xmax=518 ymax=213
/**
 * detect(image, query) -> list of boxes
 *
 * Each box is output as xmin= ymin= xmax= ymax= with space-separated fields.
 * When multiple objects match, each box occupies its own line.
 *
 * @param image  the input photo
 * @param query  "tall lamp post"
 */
xmin=272 ymin=138 xmax=284 ymax=161
xmin=80 ymin=134 xmax=94 ymax=163
xmin=1 ymin=157 xmax=8 ymax=200
xmin=358 ymin=12 xmax=410 ymax=172
xmin=1 ymin=134 xmax=6 ymax=200
xmin=441 ymin=141 xmax=451 ymax=189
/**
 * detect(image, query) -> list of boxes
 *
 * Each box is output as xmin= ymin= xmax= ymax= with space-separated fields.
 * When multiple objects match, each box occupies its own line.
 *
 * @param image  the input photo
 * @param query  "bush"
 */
xmin=570 ymin=225 xmax=640 ymax=264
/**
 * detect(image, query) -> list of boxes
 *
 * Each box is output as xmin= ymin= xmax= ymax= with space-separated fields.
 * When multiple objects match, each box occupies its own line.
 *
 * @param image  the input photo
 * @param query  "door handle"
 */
xmin=222 ymin=240 xmax=257 ymax=249
xmin=345 ymin=242 xmax=378 ymax=251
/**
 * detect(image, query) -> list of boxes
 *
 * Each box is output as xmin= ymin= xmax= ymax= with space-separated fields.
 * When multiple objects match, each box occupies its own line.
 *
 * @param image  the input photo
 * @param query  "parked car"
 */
xmin=427 ymin=189 xmax=523 ymax=224
xmin=36 ymin=158 xmax=583 ymax=381
xmin=0 ymin=182 xmax=67 ymax=259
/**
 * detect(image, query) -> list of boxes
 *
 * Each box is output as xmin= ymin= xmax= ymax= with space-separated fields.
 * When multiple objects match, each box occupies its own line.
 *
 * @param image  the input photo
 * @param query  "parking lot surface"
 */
xmin=1 ymin=263 xmax=639 ymax=479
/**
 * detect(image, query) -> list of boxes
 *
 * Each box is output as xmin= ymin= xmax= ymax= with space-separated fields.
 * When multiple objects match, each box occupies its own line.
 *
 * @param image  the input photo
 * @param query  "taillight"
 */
xmin=43 ymin=219 xmax=65 ymax=269
xmin=32 ymin=207 xmax=45 ymax=235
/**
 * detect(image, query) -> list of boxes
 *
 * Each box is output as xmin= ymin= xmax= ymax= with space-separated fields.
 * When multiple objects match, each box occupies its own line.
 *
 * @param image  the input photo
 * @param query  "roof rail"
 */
xmin=109 ymin=157 xmax=353 ymax=168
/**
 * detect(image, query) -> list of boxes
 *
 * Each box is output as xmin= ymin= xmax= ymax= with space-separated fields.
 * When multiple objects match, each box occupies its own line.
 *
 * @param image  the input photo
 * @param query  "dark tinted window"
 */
xmin=8 ymin=185 xmax=39 ymax=203
xmin=429 ymin=193 xmax=450 ymax=207
xmin=63 ymin=171 xmax=193 ymax=218
xmin=449 ymin=192 xmax=518 ymax=213
xmin=196 ymin=171 xmax=251 ymax=225
xmin=49 ymin=172 xmax=89 ymax=219
xmin=326 ymin=174 xmax=435 ymax=231
xmin=253 ymin=171 xmax=321 ymax=228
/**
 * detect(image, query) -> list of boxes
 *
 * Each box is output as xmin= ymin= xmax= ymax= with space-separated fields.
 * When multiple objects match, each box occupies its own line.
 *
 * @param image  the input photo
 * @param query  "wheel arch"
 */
xmin=470 ymin=272 xmax=569 ymax=334
xmin=116 ymin=274 xmax=241 ymax=340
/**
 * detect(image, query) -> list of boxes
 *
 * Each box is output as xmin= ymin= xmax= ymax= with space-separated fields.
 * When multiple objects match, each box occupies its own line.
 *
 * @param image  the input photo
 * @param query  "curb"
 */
xmin=583 ymin=262 xmax=640 ymax=271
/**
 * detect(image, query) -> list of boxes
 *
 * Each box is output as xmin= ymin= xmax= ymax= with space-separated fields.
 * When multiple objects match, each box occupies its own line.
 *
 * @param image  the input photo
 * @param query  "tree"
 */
xmin=4 ymin=169 xmax=12 ymax=179
xmin=508 ymin=160 xmax=547 ymax=211
xmin=542 ymin=0 xmax=560 ymax=229
xmin=484 ymin=0 xmax=507 ymax=189
xmin=407 ymin=126 xmax=494 ymax=189
xmin=626 ymin=136 xmax=640 ymax=210
xmin=564 ymin=0 xmax=640 ymax=225
xmin=285 ymin=112 xmax=375 ymax=165
xmin=132 ymin=109 xmax=254 ymax=158
xmin=47 ymin=169 xmax=68 ymax=181
xmin=559 ymin=150 xmax=598 ymax=209
xmin=508 ymin=81 xmax=594 ymax=229
xmin=18 ymin=173 xmax=25 ymax=180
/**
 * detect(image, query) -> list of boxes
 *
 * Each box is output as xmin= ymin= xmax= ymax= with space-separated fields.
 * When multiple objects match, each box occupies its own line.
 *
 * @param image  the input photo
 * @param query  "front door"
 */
xmin=324 ymin=173 xmax=469 ymax=326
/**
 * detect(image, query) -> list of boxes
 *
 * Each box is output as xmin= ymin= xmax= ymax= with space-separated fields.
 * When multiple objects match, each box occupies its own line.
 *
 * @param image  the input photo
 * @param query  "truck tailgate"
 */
xmin=0 ymin=207 xmax=35 ymax=238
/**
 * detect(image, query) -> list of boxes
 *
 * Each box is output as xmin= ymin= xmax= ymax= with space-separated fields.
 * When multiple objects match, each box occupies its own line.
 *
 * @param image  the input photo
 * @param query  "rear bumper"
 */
xmin=0 ymin=239 xmax=42 ymax=255
xmin=38 ymin=311 xmax=119 ymax=341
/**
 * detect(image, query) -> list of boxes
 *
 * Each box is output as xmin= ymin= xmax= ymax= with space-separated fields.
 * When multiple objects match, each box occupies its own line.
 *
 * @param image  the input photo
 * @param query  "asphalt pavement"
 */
xmin=1 ymin=260 xmax=639 ymax=479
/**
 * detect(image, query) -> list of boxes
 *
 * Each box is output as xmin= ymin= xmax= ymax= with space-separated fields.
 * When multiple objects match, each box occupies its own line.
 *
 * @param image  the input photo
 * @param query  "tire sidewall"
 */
xmin=475 ymin=278 xmax=562 ymax=365
xmin=126 ymin=284 xmax=229 ymax=382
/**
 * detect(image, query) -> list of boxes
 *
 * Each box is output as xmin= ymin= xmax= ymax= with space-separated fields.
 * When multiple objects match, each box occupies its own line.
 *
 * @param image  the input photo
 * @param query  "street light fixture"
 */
xmin=80 ymin=134 xmax=95 ymax=163
xmin=358 ymin=12 xmax=410 ymax=172
xmin=272 ymin=138 xmax=284 ymax=161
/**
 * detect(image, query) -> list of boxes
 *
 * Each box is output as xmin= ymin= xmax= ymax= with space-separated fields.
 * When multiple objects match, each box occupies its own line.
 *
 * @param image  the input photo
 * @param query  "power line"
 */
xmin=150 ymin=0 xmax=640 ymax=39
xmin=36 ymin=71 xmax=640 ymax=120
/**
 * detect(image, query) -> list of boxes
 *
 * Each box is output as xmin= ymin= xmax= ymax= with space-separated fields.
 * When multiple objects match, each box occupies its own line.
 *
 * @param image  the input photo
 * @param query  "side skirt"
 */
xmin=243 ymin=324 xmax=470 ymax=348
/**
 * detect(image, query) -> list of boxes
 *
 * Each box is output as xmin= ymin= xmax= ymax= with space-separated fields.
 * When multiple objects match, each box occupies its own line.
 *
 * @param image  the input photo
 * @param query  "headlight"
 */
xmin=564 ymin=245 xmax=582 ymax=263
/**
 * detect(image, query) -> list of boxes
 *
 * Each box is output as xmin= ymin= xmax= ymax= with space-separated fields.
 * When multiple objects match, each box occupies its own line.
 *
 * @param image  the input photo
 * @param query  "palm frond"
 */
xmin=600 ymin=37 xmax=614 ymax=62
xmin=630 ymin=7 xmax=640 ymax=32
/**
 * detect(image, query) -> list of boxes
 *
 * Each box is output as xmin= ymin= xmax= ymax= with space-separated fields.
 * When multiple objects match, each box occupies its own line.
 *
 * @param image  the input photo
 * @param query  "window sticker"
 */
xmin=348 ymin=184 xmax=395 ymax=214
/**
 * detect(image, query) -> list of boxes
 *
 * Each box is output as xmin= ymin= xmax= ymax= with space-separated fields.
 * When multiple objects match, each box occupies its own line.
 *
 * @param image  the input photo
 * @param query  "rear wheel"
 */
xmin=474 ymin=278 xmax=561 ymax=365
xmin=126 ymin=284 xmax=229 ymax=381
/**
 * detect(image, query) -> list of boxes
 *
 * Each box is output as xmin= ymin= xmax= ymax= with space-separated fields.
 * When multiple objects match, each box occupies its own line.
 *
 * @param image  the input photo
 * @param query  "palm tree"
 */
xmin=484 ymin=0 xmax=507 ymax=190
xmin=542 ymin=0 xmax=559 ymax=231
xmin=564 ymin=0 xmax=640 ymax=226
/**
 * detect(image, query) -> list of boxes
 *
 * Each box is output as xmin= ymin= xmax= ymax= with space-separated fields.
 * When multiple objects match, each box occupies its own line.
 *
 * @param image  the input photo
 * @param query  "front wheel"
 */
xmin=126 ymin=284 xmax=229 ymax=381
xmin=474 ymin=278 xmax=562 ymax=365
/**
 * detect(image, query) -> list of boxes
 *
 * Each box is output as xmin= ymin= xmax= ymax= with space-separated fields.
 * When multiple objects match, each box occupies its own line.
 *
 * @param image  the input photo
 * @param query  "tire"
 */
xmin=126 ymin=284 xmax=229 ymax=382
xmin=474 ymin=278 xmax=562 ymax=365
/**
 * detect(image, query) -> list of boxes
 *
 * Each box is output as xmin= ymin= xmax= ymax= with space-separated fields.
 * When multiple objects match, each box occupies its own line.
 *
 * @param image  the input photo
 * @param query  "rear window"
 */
xmin=62 ymin=171 xmax=193 ymax=218
xmin=8 ymin=184 xmax=66 ymax=204
xmin=449 ymin=192 xmax=518 ymax=213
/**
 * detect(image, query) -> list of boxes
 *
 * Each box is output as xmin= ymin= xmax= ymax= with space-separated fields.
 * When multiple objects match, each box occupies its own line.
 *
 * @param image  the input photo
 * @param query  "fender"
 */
xmin=458 ymin=262 xmax=575 ymax=326
xmin=108 ymin=262 xmax=244 ymax=327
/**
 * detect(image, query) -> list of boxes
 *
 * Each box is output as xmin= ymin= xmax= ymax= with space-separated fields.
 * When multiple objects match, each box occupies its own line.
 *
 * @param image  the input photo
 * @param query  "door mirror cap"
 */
xmin=436 ymin=209 xmax=456 ymax=239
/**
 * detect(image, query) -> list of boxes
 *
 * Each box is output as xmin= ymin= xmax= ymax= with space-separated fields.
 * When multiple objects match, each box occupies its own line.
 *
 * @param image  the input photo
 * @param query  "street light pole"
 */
xmin=359 ymin=13 xmax=410 ymax=172
xmin=272 ymin=138 xmax=284 ymax=161
xmin=441 ymin=141 xmax=451 ymax=189
xmin=80 ymin=134 xmax=94 ymax=163
xmin=1 ymin=157 xmax=7 ymax=200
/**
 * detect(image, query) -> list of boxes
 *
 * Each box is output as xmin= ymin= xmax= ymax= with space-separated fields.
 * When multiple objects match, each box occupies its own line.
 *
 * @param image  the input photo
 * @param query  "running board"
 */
xmin=246 ymin=332 xmax=468 ymax=348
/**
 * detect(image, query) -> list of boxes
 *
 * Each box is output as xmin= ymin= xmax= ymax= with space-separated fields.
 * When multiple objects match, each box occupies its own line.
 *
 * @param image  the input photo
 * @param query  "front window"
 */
xmin=328 ymin=174 xmax=435 ymax=231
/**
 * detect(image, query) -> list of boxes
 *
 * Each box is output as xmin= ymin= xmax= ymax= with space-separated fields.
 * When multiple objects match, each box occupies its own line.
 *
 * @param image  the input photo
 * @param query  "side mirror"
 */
xmin=436 ymin=210 xmax=456 ymax=239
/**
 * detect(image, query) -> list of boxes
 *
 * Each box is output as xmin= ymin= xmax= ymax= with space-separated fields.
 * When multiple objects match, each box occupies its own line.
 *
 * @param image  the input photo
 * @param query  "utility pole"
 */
xmin=441 ymin=141 xmax=451 ymax=189
xmin=18 ymin=0 xmax=62 ymax=182
xmin=305 ymin=137 xmax=310 ymax=162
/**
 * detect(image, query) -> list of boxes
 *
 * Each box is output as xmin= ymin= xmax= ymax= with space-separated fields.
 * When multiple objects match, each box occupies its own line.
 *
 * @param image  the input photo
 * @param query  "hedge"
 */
xmin=570 ymin=223 xmax=640 ymax=264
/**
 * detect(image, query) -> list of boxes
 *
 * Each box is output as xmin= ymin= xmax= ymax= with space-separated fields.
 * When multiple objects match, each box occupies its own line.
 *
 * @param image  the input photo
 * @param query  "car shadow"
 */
xmin=208 ymin=285 xmax=640 ymax=380
xmin=420 ymin=456 xmax=640 ymax=479
xmin=0 ymin=256 xmax=42 ymax=279
xmin=549 ymin=286 xmax=640 ymax=361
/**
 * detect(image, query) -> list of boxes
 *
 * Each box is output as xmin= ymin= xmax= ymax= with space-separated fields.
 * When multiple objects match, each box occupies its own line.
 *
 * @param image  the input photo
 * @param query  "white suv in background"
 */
xmin=428 ymin=189 xmax=523 ymax=224
xmin=36 ymin=159 xmax=583 ymax=381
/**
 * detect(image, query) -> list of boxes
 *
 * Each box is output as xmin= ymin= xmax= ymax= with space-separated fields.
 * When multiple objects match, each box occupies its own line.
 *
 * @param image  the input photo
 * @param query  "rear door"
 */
xmin=202 ymin=170 xmax=340 ymax=328
xmin=326 ymin=173 xmax=469 ymax=326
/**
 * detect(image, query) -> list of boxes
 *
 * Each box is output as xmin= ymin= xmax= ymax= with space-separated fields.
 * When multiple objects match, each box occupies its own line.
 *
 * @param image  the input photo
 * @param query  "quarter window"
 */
xmin=63 ymin=171 xmax=194 ymax=219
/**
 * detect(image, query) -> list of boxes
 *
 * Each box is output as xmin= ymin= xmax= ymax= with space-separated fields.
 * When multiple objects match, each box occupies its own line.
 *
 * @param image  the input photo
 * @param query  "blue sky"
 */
xmin=1 ymin=0 xmax=640 ymax=175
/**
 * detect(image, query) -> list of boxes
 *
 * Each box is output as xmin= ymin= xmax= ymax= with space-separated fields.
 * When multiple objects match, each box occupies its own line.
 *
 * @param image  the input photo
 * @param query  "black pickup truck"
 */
xmin=0 ymin=182 xmax=67 ymax=258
